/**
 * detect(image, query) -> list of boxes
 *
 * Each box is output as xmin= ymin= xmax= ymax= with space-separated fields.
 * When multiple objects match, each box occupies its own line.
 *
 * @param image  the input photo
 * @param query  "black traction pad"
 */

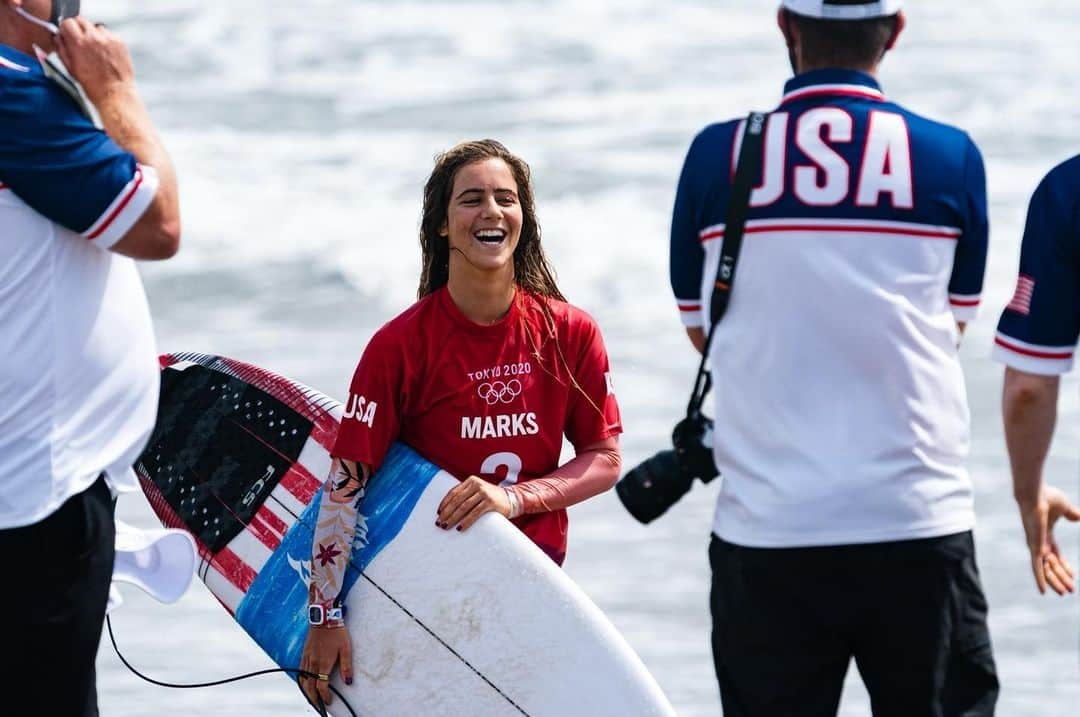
xmin=136 ymin=363 xmax=314 ymax=553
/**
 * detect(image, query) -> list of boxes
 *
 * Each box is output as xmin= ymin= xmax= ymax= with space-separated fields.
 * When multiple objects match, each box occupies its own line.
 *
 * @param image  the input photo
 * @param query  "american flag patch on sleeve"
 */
xmin=1006 ymin=274 xmax=1035 ymax=316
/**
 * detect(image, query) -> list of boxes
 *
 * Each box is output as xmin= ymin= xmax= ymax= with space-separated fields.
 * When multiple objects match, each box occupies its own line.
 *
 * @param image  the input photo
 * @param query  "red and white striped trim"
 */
xmin=993 ymin=333 xmax=1075 ymax=376
xmin=677 ymin=299 xmax=702 ymax=313
xmin=949 ymin=293 xmax=981 ymax=322
xmin=699 ymin=218 xmax=962 ymax=243
xmin=949 ymin=294 xmax=981 ymax=308
xmin=676 ymin=298 xmax=705 ymax=327
xmin=82 ymin=164 xmax=160 ymax=249
xmin=994 ymin=334 xmax=1073 ymax=360
xmin=699 ymin=223 xmax=726 ymax=243
xmin=782 ymin=84 xmax=886 ymax=105
xmin=0 ymin=56 xmax=30 ymax=73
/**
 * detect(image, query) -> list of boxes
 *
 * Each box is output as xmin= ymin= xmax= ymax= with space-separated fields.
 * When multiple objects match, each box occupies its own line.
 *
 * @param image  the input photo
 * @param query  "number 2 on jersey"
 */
xmin=482 ymin=452 xmax=522 ymax=487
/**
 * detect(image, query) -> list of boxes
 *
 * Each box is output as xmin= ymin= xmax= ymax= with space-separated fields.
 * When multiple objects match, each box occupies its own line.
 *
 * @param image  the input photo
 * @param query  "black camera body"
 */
xmin=615 ymin=412 xmax=719 ymax=524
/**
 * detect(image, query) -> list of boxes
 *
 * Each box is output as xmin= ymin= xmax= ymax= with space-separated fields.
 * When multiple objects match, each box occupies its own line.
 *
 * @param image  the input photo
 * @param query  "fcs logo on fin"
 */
xmin=241 ymin=465 xmax=276 ymax=508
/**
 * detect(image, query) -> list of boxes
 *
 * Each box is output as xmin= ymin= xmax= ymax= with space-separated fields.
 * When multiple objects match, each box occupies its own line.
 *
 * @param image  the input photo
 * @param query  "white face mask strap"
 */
xmin=13 ymin=6 xmax=60 ymax=35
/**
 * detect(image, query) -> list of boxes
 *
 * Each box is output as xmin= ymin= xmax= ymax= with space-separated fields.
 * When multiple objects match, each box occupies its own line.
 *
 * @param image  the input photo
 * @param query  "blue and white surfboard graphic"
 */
xmin=235 ymin=443 xmax=440 ymax=671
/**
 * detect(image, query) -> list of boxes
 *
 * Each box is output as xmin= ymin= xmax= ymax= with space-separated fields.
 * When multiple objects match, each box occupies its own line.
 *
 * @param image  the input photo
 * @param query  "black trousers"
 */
xmin=710 ymin=532 xmax=999 ymax=717
xmin=0 ymin=476 xmax=115 ymax=717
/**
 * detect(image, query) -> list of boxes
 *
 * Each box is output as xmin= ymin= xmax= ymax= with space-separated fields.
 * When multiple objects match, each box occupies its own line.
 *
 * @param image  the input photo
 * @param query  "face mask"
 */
xmin=13 ymin=0 xmax=81 ymax=35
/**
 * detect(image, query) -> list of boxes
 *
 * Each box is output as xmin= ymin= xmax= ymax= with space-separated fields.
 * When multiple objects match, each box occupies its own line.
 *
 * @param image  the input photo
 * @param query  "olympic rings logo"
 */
xmin=478 ymin=380 xmax=523 ymax=406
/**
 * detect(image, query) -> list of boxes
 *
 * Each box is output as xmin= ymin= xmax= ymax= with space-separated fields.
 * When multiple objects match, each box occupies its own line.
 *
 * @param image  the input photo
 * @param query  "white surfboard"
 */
xmin=135 ymin=352 xmax=675 ymax=716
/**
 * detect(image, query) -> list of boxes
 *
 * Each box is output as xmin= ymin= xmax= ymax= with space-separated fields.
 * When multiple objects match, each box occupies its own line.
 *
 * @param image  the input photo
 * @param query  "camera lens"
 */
xmin=615 ymin=449 xmax=695 ymax=524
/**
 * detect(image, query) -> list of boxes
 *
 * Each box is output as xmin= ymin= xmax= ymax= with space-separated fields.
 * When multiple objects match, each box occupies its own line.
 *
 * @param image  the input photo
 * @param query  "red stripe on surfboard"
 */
xmin=246 ymin=511 xmax=283 ymax=552
xmin=310 ymin=418 xmax=336 ymax=455
xmin=211 ymin=547 xmax=258 ymax=594
xmin=256 ymin=504 xmax=290 ymax=538
xmin=280 ymin=463 xmax=320 ymax=506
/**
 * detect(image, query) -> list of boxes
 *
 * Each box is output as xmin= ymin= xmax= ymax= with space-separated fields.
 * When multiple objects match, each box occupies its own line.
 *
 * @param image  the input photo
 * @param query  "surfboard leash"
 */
xmin=106 ymin=615 xmax=356 ymax=717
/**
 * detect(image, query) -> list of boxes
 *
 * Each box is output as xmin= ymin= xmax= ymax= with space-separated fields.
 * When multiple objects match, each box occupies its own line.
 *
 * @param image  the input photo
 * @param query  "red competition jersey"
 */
xmin=333 ymin=287 xmax=622 ymax=564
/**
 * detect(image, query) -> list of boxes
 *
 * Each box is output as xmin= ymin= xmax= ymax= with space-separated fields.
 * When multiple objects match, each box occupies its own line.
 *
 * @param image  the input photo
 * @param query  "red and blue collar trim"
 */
xmin=780 ymin=69 xmax=885 ymax=106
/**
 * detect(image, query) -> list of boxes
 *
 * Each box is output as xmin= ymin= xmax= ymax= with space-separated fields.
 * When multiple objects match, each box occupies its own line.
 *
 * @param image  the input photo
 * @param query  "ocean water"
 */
xmin=90 ymin=1 xmax=1080 ymax=714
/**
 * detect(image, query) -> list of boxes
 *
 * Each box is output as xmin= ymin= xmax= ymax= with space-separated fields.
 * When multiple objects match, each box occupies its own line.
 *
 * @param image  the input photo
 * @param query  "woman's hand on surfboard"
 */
xmin=437 ymin=476 xmax=512 ymax=532
xmin=300 ymin=626 xmax=354 ymax=707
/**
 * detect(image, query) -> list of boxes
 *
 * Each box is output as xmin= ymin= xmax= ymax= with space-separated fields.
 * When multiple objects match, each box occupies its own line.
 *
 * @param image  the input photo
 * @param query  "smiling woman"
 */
xmin=418 ymin=139 xmax=565 ymax=310
xmin=297 ymin=139 xmax=625 ymax=707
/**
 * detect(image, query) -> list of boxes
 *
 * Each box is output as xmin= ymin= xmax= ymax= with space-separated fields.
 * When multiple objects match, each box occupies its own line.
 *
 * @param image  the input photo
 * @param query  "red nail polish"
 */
xmin=456 ymin=526 xmax=462 ymax=532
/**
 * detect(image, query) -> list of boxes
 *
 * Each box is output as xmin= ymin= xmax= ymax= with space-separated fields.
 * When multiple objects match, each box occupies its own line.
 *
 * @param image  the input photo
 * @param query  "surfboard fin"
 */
xmin=108 ymin=520 xmax=198 ymax=613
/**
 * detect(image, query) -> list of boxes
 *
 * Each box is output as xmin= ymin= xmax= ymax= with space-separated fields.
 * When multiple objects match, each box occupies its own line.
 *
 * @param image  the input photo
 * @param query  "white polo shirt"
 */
xmin=0 ymin=45 xmax=161 ymax=528
xmin=671 ymin=71 xmax=988 ymax=547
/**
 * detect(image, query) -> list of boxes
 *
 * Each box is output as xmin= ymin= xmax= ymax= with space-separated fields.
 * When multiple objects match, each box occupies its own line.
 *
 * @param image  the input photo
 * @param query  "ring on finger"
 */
xmin=317 ymin=673 xmax=330 ymax=682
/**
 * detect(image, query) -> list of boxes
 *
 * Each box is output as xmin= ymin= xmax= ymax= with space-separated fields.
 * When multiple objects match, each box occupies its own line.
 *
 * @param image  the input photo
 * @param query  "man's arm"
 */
xmin=1002 ymin=367 xmax=1080 ymax=595
xmin=56 ymin=18 xmax=179 ymax=259
xmin=686 ymin=327 xmax=706 ymax=354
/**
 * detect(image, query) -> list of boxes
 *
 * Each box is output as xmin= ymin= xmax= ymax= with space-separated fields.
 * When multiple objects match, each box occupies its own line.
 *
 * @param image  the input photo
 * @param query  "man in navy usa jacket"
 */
xmin=670 ymin=1 xmax=999 ymax=714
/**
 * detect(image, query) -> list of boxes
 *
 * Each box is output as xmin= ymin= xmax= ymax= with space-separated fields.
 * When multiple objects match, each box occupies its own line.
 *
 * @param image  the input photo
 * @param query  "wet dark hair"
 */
xmin=417 ymin=141 xmax=614 ymax=426
xmin=417 ymin=139 xmax=565 ymax=301
xmin=784 ymin=10 xmax=899 ymax=70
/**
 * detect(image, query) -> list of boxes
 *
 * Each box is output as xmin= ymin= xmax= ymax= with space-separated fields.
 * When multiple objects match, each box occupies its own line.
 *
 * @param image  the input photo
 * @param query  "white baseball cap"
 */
xmin=782 ymin=0 xmax=903 ymax=20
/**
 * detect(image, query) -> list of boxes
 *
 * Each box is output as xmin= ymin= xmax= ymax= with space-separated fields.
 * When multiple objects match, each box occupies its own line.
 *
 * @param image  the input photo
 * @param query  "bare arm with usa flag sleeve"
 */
xmin=994 ymin=158 xmax=1080 ymax=597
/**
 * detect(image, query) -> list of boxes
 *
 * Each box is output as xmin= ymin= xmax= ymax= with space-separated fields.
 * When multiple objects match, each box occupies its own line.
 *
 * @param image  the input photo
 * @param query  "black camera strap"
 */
xmin=686 ymin=111 xmax=769 ymax=418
